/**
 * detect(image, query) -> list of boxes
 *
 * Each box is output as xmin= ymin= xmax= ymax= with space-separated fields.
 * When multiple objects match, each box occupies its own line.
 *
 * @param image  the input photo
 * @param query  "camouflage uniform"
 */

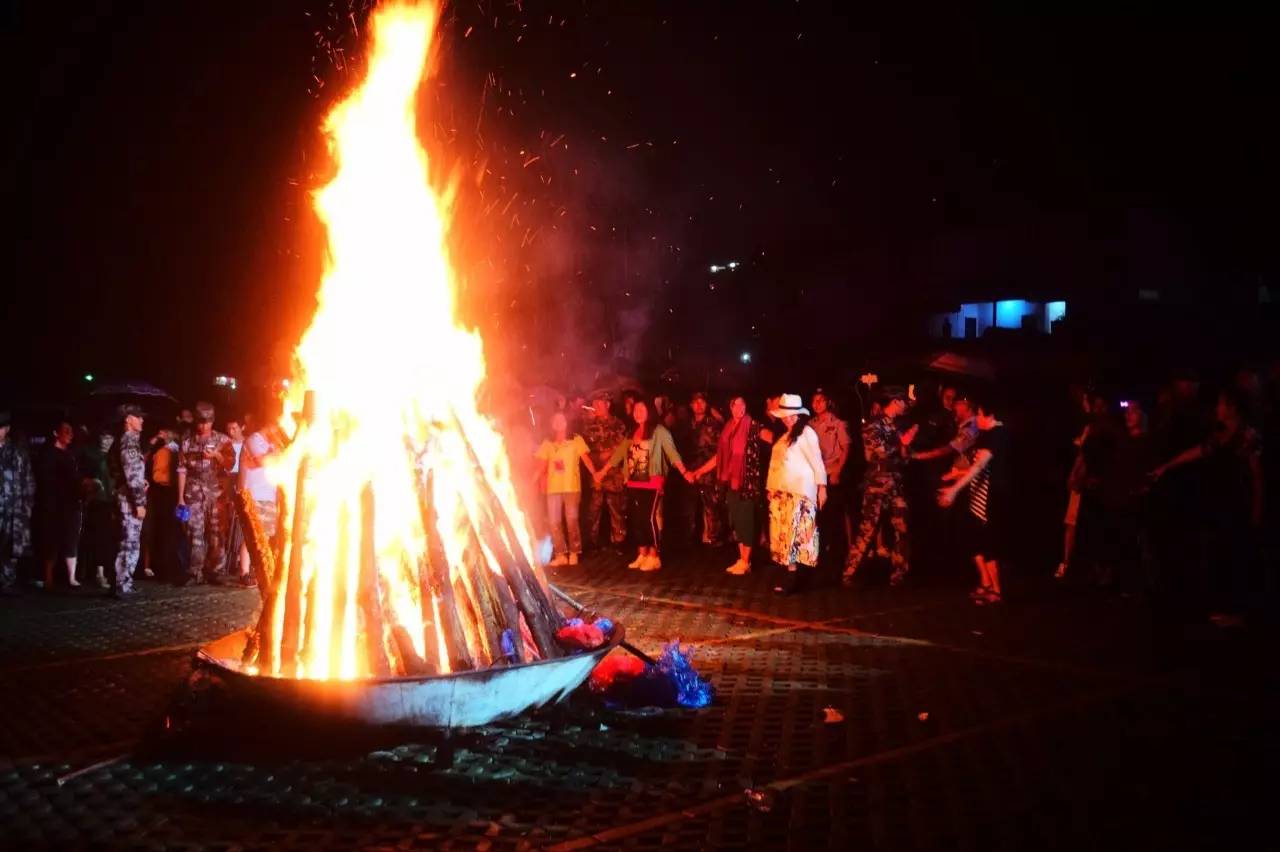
xmin=179 ymin=429 xmax=233 ymax=581
xmin=0 ymin=438 xmax=36 ymax=592
xmin=845 ymin=415 xmax=910 ymax=584
xmin=688 ymin=414 xmax=726 ymax=544
xmin=110 ymin=430 xmax=147 ymax=593
xmin=582 ymin=412 xmax=627 ymax=545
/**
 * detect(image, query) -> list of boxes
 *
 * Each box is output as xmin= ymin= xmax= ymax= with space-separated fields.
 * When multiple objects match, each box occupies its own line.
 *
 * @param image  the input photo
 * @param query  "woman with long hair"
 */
xmin=597 ymin=400 xmax=690 ymax=571
xmin=717 ymin=396 xmax=770 ymax=575
xmin=765 ymin=394 xmax=828 ymax=594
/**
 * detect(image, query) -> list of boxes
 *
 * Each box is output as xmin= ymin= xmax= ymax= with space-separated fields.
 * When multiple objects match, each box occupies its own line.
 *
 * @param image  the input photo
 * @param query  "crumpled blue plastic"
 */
xmin=657 ymin=641 xmax=715 ymax=708
xmin=500 ymin=628 xmax=517 ymax=660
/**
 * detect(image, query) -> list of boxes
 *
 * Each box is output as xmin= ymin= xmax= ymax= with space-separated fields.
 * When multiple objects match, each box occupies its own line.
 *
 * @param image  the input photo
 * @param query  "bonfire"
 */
xmin=233 ymin=0 xmax=564 ymax=682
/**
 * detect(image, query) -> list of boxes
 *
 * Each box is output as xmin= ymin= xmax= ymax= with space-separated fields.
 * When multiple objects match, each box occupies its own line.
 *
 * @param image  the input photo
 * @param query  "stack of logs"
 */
xmin=234 ymin=405 xmax=565 ymax=679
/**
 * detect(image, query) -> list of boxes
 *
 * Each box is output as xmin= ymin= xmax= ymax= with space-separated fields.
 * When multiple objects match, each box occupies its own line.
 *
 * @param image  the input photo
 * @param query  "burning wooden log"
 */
xmin=277 ymin=454 xmax=310 ymax=674
xmin=414 ymin=468 xmax=475 ymax=673
xmin=357 ymin=483 xmax=392 ymax=677
xmin=241 ymin=485 xmax=292 ymax=672
xmin=327 ymin=504 xmax=352 ymax=673
xmin=232 ymin=487 xmax=275 ymax=599
xmin=454 ymin=527 xmax=504 ymax=665
xmin=448 ymin=409 xmax=564 ymax=657
xmin=391 ymin=623 xmax=431 ymax=675
xmin=462 ymin=520 xmax=523 ymax=662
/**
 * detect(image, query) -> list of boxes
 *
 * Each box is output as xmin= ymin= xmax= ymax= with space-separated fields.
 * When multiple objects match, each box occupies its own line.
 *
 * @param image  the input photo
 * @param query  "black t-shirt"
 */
xmin=969 ymin=425 xmax=1009 ymax=523
xmin=36 ymin=444 xmax=81 ymax=508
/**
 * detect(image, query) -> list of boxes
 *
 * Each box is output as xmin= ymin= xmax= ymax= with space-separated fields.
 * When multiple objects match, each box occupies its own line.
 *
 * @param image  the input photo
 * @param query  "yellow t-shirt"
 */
xmin=536 ymin=435 xmax=588 ymax=493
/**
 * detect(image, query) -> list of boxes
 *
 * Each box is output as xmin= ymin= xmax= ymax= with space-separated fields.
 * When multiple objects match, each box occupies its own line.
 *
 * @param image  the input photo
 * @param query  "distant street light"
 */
xmin=83 ymin=374 xmax=94 ymax=382
xmin=740 ymin=351 xmax=752 ymax=364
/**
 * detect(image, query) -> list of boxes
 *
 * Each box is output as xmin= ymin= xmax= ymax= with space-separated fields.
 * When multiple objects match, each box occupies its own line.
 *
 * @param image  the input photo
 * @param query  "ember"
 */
xmin=235 ymin=0 xmax=564 ymax=681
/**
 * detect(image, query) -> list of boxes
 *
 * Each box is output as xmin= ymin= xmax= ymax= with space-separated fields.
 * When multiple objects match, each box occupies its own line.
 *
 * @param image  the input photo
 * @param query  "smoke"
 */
xmin=460 ymin=139 xmax=691 ymax=397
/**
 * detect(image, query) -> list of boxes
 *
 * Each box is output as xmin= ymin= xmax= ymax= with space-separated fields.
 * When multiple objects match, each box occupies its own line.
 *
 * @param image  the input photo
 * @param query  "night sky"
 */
xmin=7 ymin=2 xmax=1278 ymax=405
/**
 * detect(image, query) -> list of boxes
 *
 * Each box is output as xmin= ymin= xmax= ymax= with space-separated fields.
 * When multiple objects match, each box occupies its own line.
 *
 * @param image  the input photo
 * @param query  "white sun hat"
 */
xmin=768 ymin=393 xmax=810 ymax=417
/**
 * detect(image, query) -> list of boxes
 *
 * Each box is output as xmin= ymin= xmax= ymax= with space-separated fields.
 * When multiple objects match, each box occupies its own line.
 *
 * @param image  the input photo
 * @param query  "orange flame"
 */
xmin=264 ymin=0 xmax=536 ymax=680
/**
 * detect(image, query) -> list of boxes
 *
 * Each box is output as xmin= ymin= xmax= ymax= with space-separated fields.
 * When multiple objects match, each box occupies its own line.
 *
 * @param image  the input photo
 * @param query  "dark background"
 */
xmin=6 ymin=2 xmax=1278 ymax=406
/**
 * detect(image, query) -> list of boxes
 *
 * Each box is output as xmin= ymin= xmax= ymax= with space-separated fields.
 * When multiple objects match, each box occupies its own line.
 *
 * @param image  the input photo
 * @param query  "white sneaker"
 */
xmin=568 ymin=553 xmax=579 ymax=566
xmin=639 ymin=555 xmax=662 ymax=572
xmin=96 ymin=575 xmax=109 ymax=589
xmin=1053 ymin=562 xmax=1067 ymax=580
xmin=548 ymin=554 xmax=569 ymax=568
xmin=627 ymin=553 xmax=646 ymax=569
xmin=725 ymin=560 xmax=750 ymax=575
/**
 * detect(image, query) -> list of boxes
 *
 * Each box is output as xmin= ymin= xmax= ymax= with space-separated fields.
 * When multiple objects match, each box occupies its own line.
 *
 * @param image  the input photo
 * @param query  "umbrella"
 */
xmin=925 ymin=352 xmax=996 ymax=381
xmin=589 ymin=373 xmax=643 ymax=400
xmin=90 ymin=381 xmax=177 ymax=400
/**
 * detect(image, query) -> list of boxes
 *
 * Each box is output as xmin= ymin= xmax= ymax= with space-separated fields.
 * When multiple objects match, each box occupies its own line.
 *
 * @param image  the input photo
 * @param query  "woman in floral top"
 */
xmin=598 ymin=400 xmax=690 ymax=572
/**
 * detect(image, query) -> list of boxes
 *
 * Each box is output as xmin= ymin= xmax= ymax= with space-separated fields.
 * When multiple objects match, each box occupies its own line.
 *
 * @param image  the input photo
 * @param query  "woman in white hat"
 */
xmin=765 ymin=394 xmax=827 ymax=594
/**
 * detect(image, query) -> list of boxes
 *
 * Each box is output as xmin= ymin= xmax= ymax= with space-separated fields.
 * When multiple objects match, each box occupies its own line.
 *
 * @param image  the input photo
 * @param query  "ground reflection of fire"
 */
xmin=236 ymin=1 xmax=564 ymax=681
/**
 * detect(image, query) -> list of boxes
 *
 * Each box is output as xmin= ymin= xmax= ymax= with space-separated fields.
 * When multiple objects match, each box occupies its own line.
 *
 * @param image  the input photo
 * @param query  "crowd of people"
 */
xmin=526 ymin=366 xmax=1274 ymax=627
xmin=1050 ymin=373 xmax=1270 ymax=633
xmin=526 ymin=383 xmax=1013 ymax=598
xmin=0 ymin=401 xmax=284 ymax=598
xmin=0 ymin=362 xmax=1273 ymax=642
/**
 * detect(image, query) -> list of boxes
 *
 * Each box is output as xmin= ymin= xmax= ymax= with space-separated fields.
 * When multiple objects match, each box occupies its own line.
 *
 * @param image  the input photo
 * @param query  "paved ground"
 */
xmin=0 ymin=550 xmax=1274 ymax=851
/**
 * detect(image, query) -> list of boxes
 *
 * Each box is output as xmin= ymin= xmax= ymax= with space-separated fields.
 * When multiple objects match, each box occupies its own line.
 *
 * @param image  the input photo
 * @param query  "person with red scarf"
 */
xmin=718 ymin=396 xmax=773 ymax=575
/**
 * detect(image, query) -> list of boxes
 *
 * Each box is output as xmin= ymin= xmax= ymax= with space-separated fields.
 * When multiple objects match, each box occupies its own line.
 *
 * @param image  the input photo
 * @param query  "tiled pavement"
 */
xmin=0 ymin=550 xmax=1272 ymax=850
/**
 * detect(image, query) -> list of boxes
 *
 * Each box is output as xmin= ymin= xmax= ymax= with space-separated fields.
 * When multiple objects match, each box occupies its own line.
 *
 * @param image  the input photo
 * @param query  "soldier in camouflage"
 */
xmin=0 ymin=412 xmax=36 ymax=596
xmin=582 ymin=391 xmax=627 ymax=548
xmin=844 ymin=390 xmax=918 ymax=587
xmin=684 ymin=392 xmax=727 ymax=545
xmin=177 ymin=402 xmax=233 ymax=584
xmin=109 ymin=405 xmax=148 ymax=598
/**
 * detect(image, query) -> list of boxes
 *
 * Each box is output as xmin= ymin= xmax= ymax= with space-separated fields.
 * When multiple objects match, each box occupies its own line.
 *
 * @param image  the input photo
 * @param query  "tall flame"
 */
xmin=265 ymin=0 xmax=536 ymax=680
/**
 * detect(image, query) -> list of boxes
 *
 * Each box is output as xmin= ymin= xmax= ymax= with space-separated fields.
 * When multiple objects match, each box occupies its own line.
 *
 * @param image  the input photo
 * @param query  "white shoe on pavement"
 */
xmin=627 ymin=553 xmax=646 ymax=569
xmin=548 ymin=554 xmax=569 ymax=568
xmin=725 ymin=560 xmax=750 ymax=575
xmin=568 ymin=553 xmax=579 ymax=566
xmin=639 ymin=555 xmax=662 ymax=572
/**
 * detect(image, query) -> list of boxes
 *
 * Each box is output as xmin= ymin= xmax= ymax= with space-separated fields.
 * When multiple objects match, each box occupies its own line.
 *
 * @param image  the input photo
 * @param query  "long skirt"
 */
xmin=767 ymin=490 xmax=819 ymax=568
